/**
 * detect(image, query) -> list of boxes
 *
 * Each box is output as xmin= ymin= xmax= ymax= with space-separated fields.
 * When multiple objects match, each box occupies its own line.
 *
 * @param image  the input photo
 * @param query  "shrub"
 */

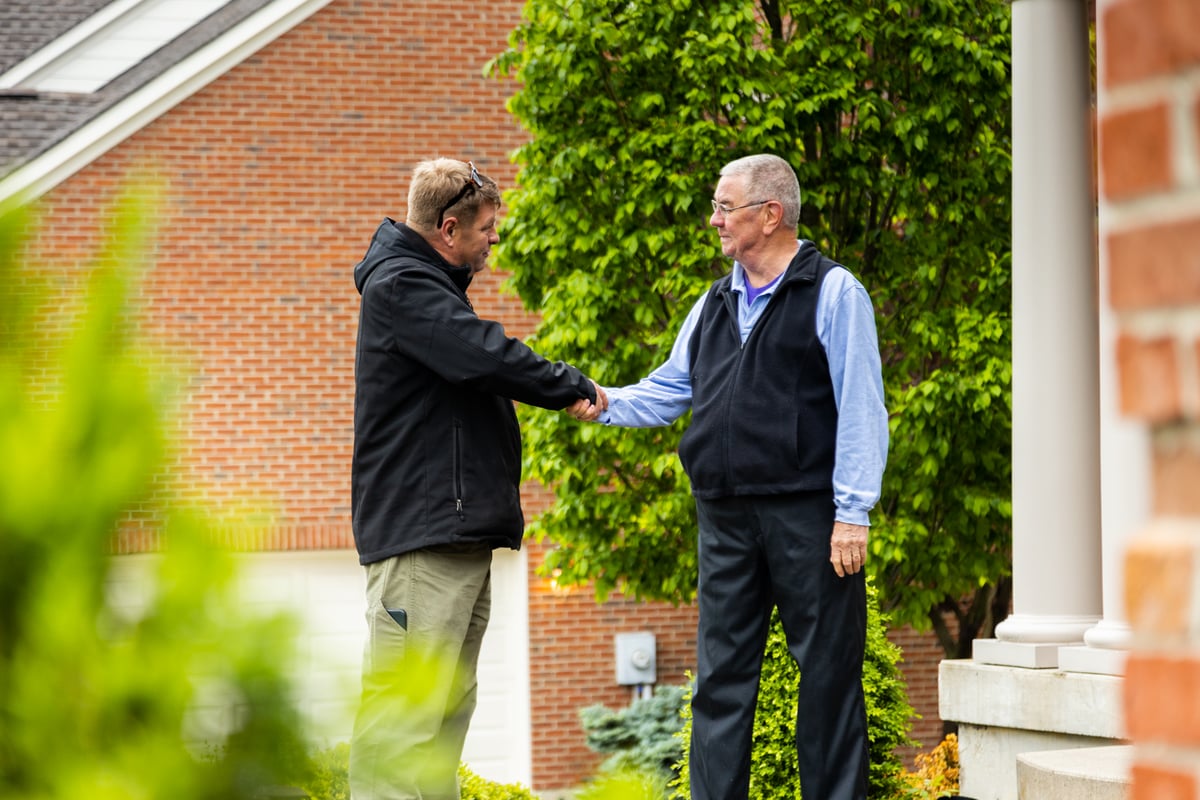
xmin=899 ymin=734 xmax=960 ymax=799
xmin=301 ymin=742 xmax=349 ymax=800
xmin=671 ymin=579 xmax=914 ymax=799
xmin=0 ymin=187 xmax=313 ymax=799
xmin=574 ymin=768 xmax=670 ymax=800
xmin=299 ymin=744 xmax=538 ymax=800
xmin=458 ymin=763 xmax=540 ymax=800
xmin=580 ymin=683 xmax=689 ymax=779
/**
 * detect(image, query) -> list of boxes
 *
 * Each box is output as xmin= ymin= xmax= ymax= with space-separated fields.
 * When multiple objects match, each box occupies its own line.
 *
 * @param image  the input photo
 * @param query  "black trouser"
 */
xmin=689 ymin=492 xmax=868 ymax=800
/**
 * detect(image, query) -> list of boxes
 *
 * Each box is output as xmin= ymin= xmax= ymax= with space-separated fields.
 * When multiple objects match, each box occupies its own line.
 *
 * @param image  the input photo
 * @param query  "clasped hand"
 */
xmin=567 ymin=382 xmax=608 ymax=422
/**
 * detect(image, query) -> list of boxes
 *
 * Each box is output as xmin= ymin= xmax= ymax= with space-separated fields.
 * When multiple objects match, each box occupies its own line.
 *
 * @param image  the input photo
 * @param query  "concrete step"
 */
xmin=1016 ymin=744 xmax=1131 ymax=800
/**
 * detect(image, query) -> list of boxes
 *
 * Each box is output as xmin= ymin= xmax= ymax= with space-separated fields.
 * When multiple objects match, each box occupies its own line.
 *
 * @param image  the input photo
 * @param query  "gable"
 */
xmin=0 ymin=0 xmax=113 ymax=74
xmin=0 ymin=0 xmax=328 ymax=201
xmin=1 ymin=0 xmax=232 ymax=95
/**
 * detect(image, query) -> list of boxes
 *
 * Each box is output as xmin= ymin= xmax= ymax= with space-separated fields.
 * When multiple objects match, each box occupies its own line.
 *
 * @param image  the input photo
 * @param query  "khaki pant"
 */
xmin=349 ymin=544 xmax=493 ymax=800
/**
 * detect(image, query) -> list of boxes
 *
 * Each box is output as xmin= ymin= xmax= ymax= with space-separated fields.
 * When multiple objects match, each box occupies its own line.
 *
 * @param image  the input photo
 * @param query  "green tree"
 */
xmin=491 ymin=0 xmax=1013 ymax=657
xmin=0 ymin=188 xmax=313 ymax=798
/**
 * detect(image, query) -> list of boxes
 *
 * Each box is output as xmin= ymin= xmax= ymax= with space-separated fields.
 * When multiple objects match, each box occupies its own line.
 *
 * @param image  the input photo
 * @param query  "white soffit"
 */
xmin=1 ymin=0 xmax=231 ymax=94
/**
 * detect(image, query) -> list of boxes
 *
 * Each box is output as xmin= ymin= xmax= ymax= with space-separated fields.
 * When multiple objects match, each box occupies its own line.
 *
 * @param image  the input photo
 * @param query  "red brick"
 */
xmin=1115 ymin=335 xmax=1182 ymax=423
xmin=1126 ymin=653 xmax=1200 ymax=745
xmin=1161 ymin=0 xmax=1200 ymax=68
xmin=1104 ymin=0 xmax=1200 ymax=87
xmin=1102 ymin=0 xmax=1174 ymax=87
xmin=1124 ymin=532 xmax=1195 ymax=636
xmin=1131 ymin=760 xmax=1200 ymax=800
xmin=1155 ymin=445 xmax=1200 ymax=516
xmin=1108 ymin=217 xmax=1200 ymax=310
xmin=1099 ymin=103 xmax=1173 ymax=201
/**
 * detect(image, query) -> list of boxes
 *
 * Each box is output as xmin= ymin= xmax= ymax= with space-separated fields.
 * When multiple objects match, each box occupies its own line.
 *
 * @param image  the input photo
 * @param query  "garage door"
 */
xmin=105 ymin=548 xmax=533 ymax=787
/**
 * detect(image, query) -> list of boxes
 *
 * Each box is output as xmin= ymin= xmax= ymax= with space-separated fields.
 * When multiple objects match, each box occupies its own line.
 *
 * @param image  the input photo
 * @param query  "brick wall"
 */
xmin=522 ymin=486 xmax=700 ymax=788
xmin=16 ymin=0 xmax=946 ymax=790
xmin=1098 ymin=0 xmax=1200 ymax=797
xmin=889 ymin=615 xmax=956 ymax=759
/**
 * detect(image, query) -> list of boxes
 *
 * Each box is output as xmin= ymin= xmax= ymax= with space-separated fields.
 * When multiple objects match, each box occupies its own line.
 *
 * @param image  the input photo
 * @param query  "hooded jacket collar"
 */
xmin=354 ymin=218 xmax=474 ymax=295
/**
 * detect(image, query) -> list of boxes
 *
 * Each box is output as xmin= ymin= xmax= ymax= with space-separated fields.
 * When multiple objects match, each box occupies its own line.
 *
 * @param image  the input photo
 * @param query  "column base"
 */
xmin=940 ymin=659 xmax=1126 ymax=800
xmin=1083 ymin=619 xmax=1132 ymax=651
xmin=940 ymin=658 xmax=1125 ymax=739
xmin=973 ymin=638 xmax=1069 ymax=669
xmin=1058 ymin=644 xmax=1127 ymax=676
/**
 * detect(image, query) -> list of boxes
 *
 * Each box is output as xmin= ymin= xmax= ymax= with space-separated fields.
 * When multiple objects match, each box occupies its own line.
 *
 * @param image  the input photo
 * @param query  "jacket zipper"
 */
xmin=453 ymin=420 xmax=465 ymax=520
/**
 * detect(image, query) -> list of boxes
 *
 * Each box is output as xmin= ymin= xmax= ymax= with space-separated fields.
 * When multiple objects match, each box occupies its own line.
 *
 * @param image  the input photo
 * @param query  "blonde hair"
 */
xmin=406 ymin=158 xmax=501 ymax=231
xmin=719 ymin=154 xmax=801 ymax=229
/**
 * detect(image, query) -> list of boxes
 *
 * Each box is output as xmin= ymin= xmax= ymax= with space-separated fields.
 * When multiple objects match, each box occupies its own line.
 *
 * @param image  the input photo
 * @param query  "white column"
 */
xmin=973 ymin=0 xmax=1101 ymax=670
xmin=1057 ymin=274 xmax=1145 ymax=674
xmin=1057 ymin=7 xmax=1148 ymax=675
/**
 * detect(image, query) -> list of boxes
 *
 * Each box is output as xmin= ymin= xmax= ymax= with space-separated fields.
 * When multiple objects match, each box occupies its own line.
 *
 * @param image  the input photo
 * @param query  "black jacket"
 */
xmin=350 ymin=219 xmax=595 ymax=564
xmin=678 ymin=243 xmax=839 ymax=498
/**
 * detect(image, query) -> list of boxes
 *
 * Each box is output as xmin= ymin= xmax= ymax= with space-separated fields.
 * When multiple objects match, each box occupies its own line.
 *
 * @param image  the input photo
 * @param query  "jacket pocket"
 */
xmin=452 ymin=419 xmax=466 ymax=520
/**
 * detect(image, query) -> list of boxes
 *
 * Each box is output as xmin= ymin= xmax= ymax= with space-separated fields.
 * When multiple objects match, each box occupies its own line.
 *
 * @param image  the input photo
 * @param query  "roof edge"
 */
xmin=0 ymin=0 xmax=146 ymax=90
xmin=0 ymin=0 xmax=336 ymax=205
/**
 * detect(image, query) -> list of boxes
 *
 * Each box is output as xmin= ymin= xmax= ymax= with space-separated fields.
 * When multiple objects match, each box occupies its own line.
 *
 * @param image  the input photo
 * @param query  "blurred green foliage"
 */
xmin=458 ymin=764 xmax=541 ymax=800
xmin=574 ymin=769 xmax=670 ymax=800
xmin=0 ymin=188 xmax=313 ymax=798
xmin=299 ymin=745 xmax=540 ymax=800
xmin=491 ymin=0 xmax=1013 ymax=658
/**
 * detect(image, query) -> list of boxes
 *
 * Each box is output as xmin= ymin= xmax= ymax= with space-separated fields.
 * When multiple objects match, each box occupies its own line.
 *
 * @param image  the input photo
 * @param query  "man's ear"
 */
xmin=761 ymin=201 xmax=785 ymax=235
xmin=439 ymin=217 xmax=457 ymax=245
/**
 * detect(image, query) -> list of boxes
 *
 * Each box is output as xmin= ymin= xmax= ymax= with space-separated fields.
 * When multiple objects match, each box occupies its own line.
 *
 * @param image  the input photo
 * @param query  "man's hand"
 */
xmin=567 ymin=381 xmax=608 ymax=421
xmin=830 ymin=521 xmax=868 ymax=577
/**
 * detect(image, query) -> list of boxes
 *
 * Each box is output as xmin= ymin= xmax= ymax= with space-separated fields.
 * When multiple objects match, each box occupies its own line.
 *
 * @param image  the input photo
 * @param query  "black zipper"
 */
xmin=452 ymin=419 xmax=465 ymax=520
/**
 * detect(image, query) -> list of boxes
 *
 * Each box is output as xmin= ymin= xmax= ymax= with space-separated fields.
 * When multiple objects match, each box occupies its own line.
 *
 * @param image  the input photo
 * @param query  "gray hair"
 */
xmin=720 ymin=154 xmax=801 ymax=229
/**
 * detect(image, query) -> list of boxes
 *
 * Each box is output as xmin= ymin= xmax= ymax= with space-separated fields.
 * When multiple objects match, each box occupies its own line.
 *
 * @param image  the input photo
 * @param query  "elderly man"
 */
xmin=579 ymin=153 xmax=888 ymax=800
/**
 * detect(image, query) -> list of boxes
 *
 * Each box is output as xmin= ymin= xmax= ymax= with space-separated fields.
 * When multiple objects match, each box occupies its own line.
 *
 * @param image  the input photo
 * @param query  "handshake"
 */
xmin=567 ymin=381 xmax=608 ymax=422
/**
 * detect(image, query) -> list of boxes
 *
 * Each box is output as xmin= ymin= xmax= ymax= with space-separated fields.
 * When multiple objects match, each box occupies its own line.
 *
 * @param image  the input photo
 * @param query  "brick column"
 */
xmin=1098 ymin=0 xmax=1200 ymax=796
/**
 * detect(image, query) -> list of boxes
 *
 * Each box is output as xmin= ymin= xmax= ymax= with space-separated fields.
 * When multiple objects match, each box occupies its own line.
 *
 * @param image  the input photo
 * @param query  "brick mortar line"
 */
xmin=1099 ymin=65 xmax=1200 ymax=115
xmin=1100 ymin=189 xmax=1200 ymax=233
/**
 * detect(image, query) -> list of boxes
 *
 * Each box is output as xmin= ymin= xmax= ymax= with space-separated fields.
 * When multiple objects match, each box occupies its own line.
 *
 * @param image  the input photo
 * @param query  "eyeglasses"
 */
xmin=436 ymin=161 xmax=483 ymax=227
xmin=710 ymin=198 xmax=770 ymax=217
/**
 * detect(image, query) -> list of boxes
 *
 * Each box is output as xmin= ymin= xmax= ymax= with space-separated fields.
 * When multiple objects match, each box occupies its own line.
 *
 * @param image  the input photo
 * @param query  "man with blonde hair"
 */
xmin=349 ymin=158 xmax=605 ymax=799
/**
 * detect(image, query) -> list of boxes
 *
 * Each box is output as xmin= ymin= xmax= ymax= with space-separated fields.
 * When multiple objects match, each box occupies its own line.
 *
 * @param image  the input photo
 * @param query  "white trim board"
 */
xmin=0 ymin=0 xmax=231 ymax=94
xmin=0 ymin=0 xmax=334 ymax=204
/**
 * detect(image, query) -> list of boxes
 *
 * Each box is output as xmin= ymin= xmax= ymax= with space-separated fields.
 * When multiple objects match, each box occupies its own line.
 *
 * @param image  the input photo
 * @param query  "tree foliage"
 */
xmin=491 ymin=0 xmax=1013 ymax=656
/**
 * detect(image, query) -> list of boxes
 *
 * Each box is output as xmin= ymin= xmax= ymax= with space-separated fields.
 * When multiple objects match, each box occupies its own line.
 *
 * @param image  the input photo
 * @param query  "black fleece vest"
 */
xmin=678 ymin=244 xmax=839 ymax=499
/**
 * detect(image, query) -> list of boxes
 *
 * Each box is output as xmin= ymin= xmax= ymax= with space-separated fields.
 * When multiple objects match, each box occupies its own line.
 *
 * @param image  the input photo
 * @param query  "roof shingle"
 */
xmin=0 ymin=0 xmax=276 ymax=181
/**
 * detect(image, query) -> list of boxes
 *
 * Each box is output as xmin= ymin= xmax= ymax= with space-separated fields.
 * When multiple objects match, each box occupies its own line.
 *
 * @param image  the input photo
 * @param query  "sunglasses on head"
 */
xmin=436 ymin=161 xmax=483 ymax=228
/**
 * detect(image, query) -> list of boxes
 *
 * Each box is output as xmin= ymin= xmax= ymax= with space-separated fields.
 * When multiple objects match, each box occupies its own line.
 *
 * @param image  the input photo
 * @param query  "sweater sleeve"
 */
xmin=818 ymin=268 xmax=889 ymax=525
xmin=598 ymin=291 xmax=707 ymax=427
